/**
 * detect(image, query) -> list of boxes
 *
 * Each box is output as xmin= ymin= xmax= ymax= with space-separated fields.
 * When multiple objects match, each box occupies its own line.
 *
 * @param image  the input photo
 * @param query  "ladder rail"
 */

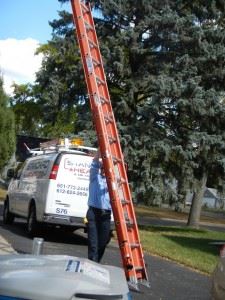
xmin=71 ymin=0 xmax=131 ymax=246
xmin=70 ymin=0 xmax=149 ymax=288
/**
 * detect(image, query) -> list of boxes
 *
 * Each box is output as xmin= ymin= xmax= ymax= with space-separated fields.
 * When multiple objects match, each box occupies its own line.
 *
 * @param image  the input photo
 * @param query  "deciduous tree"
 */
xmin=0 ymin=77 xmax=15 ymax=172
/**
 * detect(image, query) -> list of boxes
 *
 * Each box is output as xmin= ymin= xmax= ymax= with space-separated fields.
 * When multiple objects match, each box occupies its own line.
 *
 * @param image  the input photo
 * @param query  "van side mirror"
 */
xmin=7 ymin=168 xmax=15 ymax=178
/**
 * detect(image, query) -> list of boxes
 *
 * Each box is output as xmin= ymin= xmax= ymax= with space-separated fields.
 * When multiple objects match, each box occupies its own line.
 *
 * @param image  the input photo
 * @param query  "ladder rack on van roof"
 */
xmin=24 ymin=138 xmax=97 ymax=156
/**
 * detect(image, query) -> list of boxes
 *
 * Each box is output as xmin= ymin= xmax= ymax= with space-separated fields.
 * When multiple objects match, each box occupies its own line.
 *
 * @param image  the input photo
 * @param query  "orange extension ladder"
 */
xmin=70 ymin=0 xmax=149 ymax=289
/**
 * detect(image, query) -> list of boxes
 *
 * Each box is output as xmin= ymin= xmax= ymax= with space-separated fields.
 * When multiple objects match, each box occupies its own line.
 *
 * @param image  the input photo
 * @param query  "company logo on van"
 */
xmin=64 ymin=159 xmax=92 ymax=169
xmin=64 ymin=158 xmax=91 ymax=179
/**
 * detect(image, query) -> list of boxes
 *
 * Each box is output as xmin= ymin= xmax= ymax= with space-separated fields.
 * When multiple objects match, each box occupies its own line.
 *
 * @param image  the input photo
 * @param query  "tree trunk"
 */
xmin=187 ymin=172 xmax=208 ymax=228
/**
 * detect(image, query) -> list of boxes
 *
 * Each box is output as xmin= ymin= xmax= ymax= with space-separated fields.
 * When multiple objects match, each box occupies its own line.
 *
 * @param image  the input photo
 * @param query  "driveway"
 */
xmin=0 ymin=203 xmax=213 ymax=299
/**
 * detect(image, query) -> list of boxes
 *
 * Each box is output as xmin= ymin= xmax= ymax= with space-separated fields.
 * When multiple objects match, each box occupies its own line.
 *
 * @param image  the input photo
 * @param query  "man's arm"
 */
xmin=89 ymin=149 xmax=101 ymax=182
xmin=93 ymin=149 xmax=100 ymax=161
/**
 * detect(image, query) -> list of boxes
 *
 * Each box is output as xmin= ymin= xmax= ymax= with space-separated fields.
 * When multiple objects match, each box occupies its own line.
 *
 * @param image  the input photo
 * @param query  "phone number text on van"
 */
xmin=56 ymin=183 xmax=88 ymax=196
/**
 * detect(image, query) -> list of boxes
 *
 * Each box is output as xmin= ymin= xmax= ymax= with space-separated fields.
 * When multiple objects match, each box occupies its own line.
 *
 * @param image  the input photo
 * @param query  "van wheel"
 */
xmin=3 ymin=199 xmax=15 ymax=224
xmin=27 ymin=205 xmax=38 ymax=236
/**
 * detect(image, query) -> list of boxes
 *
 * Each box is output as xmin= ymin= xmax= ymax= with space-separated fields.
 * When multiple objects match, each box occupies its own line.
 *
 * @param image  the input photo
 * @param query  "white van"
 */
xmin=3 ymin=146 xmax=95 ymax=236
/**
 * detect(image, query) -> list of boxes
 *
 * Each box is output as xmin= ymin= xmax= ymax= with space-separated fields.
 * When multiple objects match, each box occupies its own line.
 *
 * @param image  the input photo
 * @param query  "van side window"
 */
xmin=23 ymin=159 xmax=50 ymax=179
xmin=15 ymin=162 xmax=25 ymax=179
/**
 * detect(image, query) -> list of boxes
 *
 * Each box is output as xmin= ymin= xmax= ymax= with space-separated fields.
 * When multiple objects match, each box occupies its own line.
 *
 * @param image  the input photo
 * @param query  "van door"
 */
xmin=7 ymin=163 xmax=24 ymax=213
xmin=45 ymin=153 xmax=93 ymax=219
xmin=16 ymin=158 xmax=50 ymax=216
xmin=15 ymin=160 xmax=35 ymax=216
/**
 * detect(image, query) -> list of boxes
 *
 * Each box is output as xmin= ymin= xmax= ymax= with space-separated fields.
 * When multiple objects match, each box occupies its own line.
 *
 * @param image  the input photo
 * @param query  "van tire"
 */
xmin=27 ymin=204 xmax=38 ymax=236
xmin=3 ymin=199 xmax=15 ymax=225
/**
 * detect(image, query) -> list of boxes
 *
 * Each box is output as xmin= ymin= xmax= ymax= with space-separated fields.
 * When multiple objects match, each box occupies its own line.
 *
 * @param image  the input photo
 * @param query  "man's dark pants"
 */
xmin=86 ymin=206 xmax=111 ymax=262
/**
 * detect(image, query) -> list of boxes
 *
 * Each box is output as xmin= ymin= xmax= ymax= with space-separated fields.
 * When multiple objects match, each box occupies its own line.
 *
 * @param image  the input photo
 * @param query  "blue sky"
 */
xmin=0 ymin=0 xmax=71 ymax=94
xmin=0 ymin=0 xmax=71 ymax=43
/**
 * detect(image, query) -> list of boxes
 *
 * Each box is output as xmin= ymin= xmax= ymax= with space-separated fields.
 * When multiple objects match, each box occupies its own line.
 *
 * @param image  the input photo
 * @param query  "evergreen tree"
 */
xmin=67 ymin=0 xmax=225 ymax=227
xmin=0 ymin=77 xmax=15 ymax=172
xmin=11 ymin=1 xmax=225 ymax=228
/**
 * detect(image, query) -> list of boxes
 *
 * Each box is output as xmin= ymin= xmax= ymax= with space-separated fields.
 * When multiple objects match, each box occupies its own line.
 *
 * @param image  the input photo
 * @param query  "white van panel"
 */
xmin=15 ymin=156 xmax=54 ymax=217
xmin=45 ymin=154 xmax=93 ymax=219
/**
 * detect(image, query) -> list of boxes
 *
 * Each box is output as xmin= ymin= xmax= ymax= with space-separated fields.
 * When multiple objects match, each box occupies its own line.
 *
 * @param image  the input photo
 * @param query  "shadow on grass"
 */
xmin=139 ymin=225 xmax=225 ymax=256
xmin=139 ymin=224 xmax=207 ymax=234
xmin=161 ymin=235 xmax=219 ymax=256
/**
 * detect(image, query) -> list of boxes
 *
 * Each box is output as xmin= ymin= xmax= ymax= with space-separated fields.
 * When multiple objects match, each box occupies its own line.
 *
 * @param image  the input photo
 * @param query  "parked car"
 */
xmin=0 ymin=254 xmax=131 ymax=300
xmin=3 ymin=143 xmax=95 ymax=236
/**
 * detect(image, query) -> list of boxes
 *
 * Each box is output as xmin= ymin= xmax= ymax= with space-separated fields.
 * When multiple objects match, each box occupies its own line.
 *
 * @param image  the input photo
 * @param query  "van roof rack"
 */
xmin=24 ymin=138 xmax=97 ymax=156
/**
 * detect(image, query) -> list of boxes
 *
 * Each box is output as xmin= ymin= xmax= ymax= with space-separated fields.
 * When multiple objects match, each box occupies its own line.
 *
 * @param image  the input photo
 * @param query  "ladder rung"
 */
xmin=126 ymin=219 xmax=134 ymax=227
xmin=100 ymin=96 xmax=110 ymax=104
xmin=92 ymin=57 xmax=101 ymax=67
xmin=84 ymin=20 xmax=94 ymax=31
xmin=117 ymin=177 xmax=127 ymax=185
xmin=104 ymin=114 xmax=114 ymax=124
xmin=112 ymin=156 xmax=122 ymax=164
xmin=80 ymin=2 xmax=90 ymax=14
xmin=130 ymin=243 xmax=140 ymax=249
xmin=88 ymin=38 xmax=98 ymax=49
xmin=124 ymin=210 xmax=134 ymax=226
xmin=121 ymin=199 xmax=130 ymax=205
xmin=108 ymin=136 xmax=117 ymax=144
xmin=96 ymin=76 xmax=106 ymax=85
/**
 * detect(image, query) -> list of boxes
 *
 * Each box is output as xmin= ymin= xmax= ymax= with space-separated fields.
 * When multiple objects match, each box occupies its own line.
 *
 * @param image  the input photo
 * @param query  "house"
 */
xmin=186 ymin=188 xmax=223 ymax=209
xmin=203 ymin=188 xmax=220 ymax=209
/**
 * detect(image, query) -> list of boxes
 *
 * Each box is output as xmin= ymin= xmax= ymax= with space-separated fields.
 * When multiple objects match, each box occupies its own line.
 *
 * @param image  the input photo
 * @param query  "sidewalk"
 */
xmin=0 ymin=198 xmax=16 ymax=254
xmin=0 ymin=235 xmax=16 ymax=255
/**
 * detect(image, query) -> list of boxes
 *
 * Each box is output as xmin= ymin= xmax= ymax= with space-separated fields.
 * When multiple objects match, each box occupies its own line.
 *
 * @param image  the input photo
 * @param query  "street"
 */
xmin=0 ymin=204 xmax=212 ymax=300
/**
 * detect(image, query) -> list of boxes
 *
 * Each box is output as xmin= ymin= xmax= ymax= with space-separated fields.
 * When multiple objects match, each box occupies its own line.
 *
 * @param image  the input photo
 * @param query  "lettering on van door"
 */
xmin=64 ymin=158 xmax=91 ymax=179
xmin=56 ymin=183 xmax=88 ymax=197
xmin=56 ymin=208 xmax=68 ymax=215
xmin=55 ymin=200 xmax=70 ymax=215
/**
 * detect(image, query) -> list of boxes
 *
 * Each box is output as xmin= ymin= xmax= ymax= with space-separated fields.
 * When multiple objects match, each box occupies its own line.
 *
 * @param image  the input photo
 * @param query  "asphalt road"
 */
xmin=0 ymin=204 xmax=212 ymax=300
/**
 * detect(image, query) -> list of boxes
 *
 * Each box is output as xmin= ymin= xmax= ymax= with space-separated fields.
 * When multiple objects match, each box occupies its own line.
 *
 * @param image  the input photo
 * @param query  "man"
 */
xmin=86 ymin=149 xmax=112 ymax=262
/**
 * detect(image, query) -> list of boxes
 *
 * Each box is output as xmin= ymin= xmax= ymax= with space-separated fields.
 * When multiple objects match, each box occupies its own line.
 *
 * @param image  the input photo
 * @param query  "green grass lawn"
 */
xmin=139 ymin=225 xmax=225 ymax=275
xmin=134 ymin=205 xmax=225 ymax=274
